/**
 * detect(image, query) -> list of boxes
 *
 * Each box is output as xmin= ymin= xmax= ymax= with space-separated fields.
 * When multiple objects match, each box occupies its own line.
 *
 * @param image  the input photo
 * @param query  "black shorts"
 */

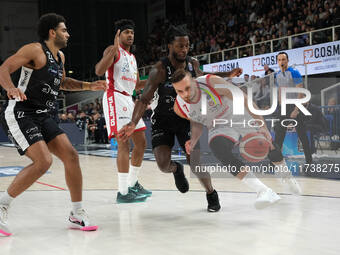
xmin=0 ymin=111 xmax=64 ymax=155
xmin=151 ymin=115 xmax=190 ymax=150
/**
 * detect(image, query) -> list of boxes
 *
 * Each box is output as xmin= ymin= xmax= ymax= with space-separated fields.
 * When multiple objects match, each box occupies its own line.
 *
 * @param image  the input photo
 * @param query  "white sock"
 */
xmin=241 ymin=171 xmax=268 ymax=193
xmin=0 ymin=190 xmax=14 ymax=207
xmin=274 ymin=161 xmax=292 ymax=178
xmin=118 ymin=172 xmax=129 ymax=195
xmin=128 ymin=165 xmax=141 ymax=187
xmin=72 ymin=201 xmax=82 ymax=212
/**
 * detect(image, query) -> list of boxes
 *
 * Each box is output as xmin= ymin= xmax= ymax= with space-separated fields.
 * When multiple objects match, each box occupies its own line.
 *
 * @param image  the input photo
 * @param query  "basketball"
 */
xmin=239 ymin=132 xmax=271 ymax=162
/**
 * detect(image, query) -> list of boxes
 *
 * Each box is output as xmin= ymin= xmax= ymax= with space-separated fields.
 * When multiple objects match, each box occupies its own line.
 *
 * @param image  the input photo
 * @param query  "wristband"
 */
xmin=82 ymin=82 xmax=91 ymax=90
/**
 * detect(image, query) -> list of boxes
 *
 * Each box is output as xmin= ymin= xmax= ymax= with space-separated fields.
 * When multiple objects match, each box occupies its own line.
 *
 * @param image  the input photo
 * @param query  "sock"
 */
xmin=274 ymin=161 xmax=293 ymax=178
xmin=118 ymin=172 xmax=129 ymax=195
xmin=72 ymin=201 xmax=82 ymax=212
xmin=0 ymin=191 xmax=14 ymax=207
xmin=128 ymin=165 xmax=141 ymax=187
xmin=241 ymin=171 xmax=268 ymax=193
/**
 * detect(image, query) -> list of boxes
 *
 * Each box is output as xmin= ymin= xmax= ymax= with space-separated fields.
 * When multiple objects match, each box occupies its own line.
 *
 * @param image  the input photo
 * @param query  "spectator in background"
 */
xmin=67 ymin=112 xmax=75 ymax=122
xmin=76 ymin=111 xmax=88 ymax=130
xmin=304 ymin=102 xmax=328 ymax=155
xmin=264 ymin=64 xmax=274 ymax=75
xmin=87 ymin=103 xmax=95 ymax=115
xmin=243 ymin=74 xmax=250 ymax=84
xmin=60 ymin=113 xmax=68 ymax=123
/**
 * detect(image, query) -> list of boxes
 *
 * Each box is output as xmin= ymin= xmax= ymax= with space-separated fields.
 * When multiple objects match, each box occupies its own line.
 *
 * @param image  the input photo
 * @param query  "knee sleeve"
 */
xmin=209 ymin=136 xmax=244 ymax=176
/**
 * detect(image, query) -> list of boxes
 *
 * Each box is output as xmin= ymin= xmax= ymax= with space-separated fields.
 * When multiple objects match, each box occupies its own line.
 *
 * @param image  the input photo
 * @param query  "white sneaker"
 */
xmin=69 ymin=209 xmax=98 ymax=231
xmin=254 ymin=188 xmax=281 ymax=209
xmin=0 ymin=205 xmax=12 ymax=237
xmin=282 ymin=176 xmax=302 ymax=195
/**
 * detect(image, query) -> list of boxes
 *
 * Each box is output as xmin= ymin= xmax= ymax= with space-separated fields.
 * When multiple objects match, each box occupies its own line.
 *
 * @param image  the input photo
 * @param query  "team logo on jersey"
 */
xmin=46 ymin=100 xmax=55 ymax=108
xmin=46 ymin=51 xmax=55 ymax=63
xmin=121 ymin=61 xmax=130 ymax=73
xmin=26 ymin=127 xmax=38 ymax=134
xmin=17 ymin=111 xmax=25 ymax=119
xmin=42 ymin=83 xmax=58 ymax=96
xmin=123 ymin=107 xmax=127 ymax=111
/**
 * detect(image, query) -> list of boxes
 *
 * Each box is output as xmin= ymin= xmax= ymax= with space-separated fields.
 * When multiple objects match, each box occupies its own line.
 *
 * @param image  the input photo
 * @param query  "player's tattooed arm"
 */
xmin=0 ymin=43 xmax=40 ymax=101
xmin=61 ymin=78 xmax=107 ymax=91
xmin=192 ymin=58 xmax=204 ymax=77
xmin=130 ymin=61 xmax=166 ymax=125
xmin=203 ymin=68 xmax=243 ymax=78
xmin=59 ymin=52 xmax=107 ymax=91
xmin=192 ymin=58 xmax=242 ymax=78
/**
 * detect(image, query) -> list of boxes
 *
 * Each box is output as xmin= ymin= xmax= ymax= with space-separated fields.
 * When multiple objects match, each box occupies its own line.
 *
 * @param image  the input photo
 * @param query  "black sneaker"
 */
xmin=173 ymin=162 xmax=189 ymax=193
xmin=206 ymin=190 xmax=221 ymax=212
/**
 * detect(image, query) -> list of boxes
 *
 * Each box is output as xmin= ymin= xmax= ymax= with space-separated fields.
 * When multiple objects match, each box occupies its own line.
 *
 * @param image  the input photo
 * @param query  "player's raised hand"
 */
xmin=90 ymin=80 xmax=108 ymax=91
xmin=118 ymin=122 xmax=136 ymax=141
xmin=185 ymin=140 xmax=192 ymax=155
xmin=7 ymin=88 xmax=27 ymax=101
xmin=230 ymin=68 xmax=243 ymax=77
xmin=111 ymin=29 xmax=120 ymax=56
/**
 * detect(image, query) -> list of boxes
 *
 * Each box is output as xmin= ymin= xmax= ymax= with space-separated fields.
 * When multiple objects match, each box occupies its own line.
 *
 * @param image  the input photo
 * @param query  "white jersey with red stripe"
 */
xmin=175 ymin=75 xmax=236 ymax=128
xmin=105 ymin=45 xmax=137 ymax=95
xmin=175 ymin=75 xmax=257 ymax=143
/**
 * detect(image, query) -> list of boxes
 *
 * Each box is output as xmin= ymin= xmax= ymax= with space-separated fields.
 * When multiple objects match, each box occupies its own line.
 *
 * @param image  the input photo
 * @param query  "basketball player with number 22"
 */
xmin=171 ymin=69 xmax=302 ymax=209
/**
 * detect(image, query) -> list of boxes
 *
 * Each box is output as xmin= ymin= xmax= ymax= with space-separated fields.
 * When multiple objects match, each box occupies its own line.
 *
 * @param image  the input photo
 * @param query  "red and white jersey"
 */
xmin=105 ymin=45 xmax=138 ymax=95
xmin=175 ymin=75 xmax=251 ymax=128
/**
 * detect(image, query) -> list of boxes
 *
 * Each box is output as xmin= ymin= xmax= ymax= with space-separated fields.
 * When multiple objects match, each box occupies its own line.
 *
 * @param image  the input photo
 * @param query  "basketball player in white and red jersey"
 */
xmin=171 ymin=69 xmax=302 ymax=209
xmin=95 ymin=19 xmax=151 ymax=203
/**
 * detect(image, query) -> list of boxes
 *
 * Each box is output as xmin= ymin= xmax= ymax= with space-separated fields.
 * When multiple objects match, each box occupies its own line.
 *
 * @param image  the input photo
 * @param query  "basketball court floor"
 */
xmin=1 ymin=145 xmax=340 ymax=255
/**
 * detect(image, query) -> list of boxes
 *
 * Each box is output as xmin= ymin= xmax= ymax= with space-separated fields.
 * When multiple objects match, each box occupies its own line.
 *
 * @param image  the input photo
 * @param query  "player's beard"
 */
xmin=172 ymin=51 xmax=186 ymax=63
xmin=55 ymin=33 xmax=67 ymax=49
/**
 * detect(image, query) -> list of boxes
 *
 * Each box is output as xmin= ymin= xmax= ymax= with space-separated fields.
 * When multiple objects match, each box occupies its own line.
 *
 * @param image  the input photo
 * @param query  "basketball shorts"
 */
xmin=103 ymin=90 xmax=146 ymax=139
xmin=151 ymin=114 xmax=190 ymax=150
xmin=0 ymin=109 xmax=64 ymax=155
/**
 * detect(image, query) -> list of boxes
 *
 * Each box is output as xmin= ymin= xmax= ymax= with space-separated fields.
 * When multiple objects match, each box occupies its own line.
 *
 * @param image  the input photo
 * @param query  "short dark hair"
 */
xmin=277 ymin=51 xmax=289 ymax=60
xmin=170 ymin=68 xmax=191 ymax=84
xmin=38 ymin=13 xmax=66 ymax=41
xmin=114 ymin=19 xmax=135 ymax=33
xmin=166 ymin=25 xmax=188 ymax=44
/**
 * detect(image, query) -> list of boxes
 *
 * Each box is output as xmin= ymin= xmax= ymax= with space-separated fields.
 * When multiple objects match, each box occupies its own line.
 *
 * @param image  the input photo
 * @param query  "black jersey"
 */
xmin=3 ymin=42 xmax=63 ymax=115
xmin=150 ymin=56 xmax=197 ymax=121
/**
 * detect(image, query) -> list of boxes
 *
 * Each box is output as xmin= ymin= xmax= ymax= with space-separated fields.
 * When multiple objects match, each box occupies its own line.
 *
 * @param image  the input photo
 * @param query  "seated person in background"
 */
xmin=304 ymin=102 xmax=328 ymax=154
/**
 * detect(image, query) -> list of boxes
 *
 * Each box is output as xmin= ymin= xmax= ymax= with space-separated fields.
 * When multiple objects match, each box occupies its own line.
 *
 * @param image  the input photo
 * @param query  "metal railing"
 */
xmin=138 ymin=25 xmax=340 ymax=77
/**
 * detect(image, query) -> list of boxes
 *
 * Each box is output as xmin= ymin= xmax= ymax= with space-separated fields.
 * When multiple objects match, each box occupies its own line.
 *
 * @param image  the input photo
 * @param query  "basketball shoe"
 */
xmin=0 ymin=205 xmax=11 ymax=237
xmin=69 ymin=208 xmax=98 ymax=231
xmin=255 ymin=188 xmax=281 ymax=209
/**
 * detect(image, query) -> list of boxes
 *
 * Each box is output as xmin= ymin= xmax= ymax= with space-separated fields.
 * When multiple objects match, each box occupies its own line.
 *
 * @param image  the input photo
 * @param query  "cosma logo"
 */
xmin=201 ymin=84 xmax=311 ymax=116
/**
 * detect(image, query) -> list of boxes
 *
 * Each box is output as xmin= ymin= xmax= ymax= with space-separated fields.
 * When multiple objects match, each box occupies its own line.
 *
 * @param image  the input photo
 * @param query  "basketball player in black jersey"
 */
xmin=119 ymin=26 xmax=240 ymax=212
xmin=0 ymin=13 xmax=106 ymax=236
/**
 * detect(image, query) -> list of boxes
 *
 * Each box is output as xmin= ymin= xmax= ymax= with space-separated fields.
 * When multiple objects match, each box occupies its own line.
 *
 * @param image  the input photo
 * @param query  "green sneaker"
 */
xmin=130 ymin=181 xmax=152 ymax=197
xmin=116 ymin=189 xmax=147 ymax=204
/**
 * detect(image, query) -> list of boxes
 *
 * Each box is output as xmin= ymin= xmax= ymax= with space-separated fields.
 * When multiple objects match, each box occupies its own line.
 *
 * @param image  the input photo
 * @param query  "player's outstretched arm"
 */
xmin=192 ymin=58 xmax=242 ymax=78
xmin=204 ymin=68 xmax=243 ymax=78
xmin=0 ymin=43 xmax=40 ymax=101
xmin=95 ymin=30 xmax=120 ymax=76
xmin=61 ymin=78 xmax=107 ymax=91
xmin=118 ymin=61 xmax=165 ymax=141
xmin=59 ymin=51 xmax=107 ymax=91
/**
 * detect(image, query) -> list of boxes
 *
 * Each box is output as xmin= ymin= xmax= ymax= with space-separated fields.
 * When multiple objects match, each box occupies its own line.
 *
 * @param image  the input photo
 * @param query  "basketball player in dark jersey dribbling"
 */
xmin=0 ymin=13 xmax=107 ymax=236
xmin=119 ymin=26 xmax=240 ymax=212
